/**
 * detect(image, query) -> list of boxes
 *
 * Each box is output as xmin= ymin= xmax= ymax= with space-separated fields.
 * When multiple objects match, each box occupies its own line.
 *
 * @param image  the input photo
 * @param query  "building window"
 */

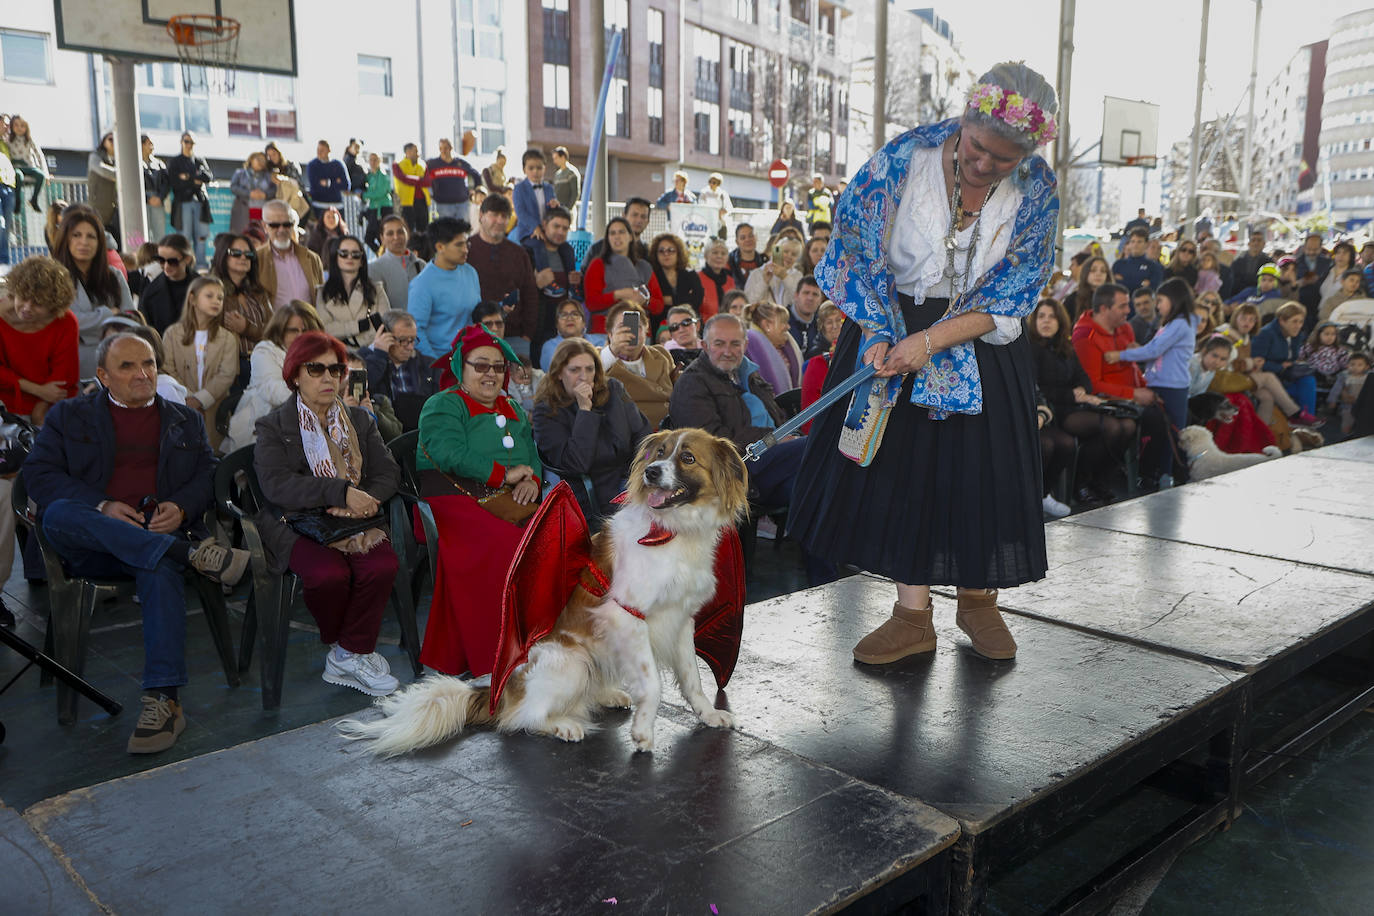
xmin=1 ymin=29 xmax=51 ymax=84
xmin=126 ymin=61 xmax=211 ymax=135
xmin=357 ymin=55 xmax=392 ymax=97
xmin=728 ymin=108 xmax=753 ymax=160
xmin=459 ymin=0 xmax=503 ymax=61
xmin=648 ymin=8 xmax=664 ymax=142
xmin=606 ymin=0 xmax=630 ymax=138
xmin=727 ymin=41 xmax=754 ymax=111
xmin=694 ymin=100 xmax=720 ymax=155
xmin=227 ymin=73 xmax=298 ymax=140
xmin=735 ymin=0 xmax=758 ymax=24
xmin=835 ymin=133 xmax=847 ymax=176
xmin=816 ymin=130 xmax=831 ymax=173
xmin=463 ymin=88 xmax=505 ymax=153
xmin=649 ymin=86 xmax=664 ymax=144
xmin=694 ymin=27 xmax=721 ymax=102
xmin=543 ymin=0 xmax=572 ymax=129
xmin=543 ymin=63 xmax=571 ymax=129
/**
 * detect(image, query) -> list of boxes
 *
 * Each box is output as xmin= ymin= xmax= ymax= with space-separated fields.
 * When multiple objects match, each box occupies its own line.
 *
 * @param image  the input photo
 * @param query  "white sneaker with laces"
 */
xmin=1041 ymin=494 xmax=1071 ymax=519
xmin=323 ymin=649 xmax=399 ymax=696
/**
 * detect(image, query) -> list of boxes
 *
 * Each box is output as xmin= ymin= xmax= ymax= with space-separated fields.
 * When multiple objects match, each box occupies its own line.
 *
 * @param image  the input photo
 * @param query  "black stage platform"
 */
xmin=7 ymin=443 xmax=1374 ymax=914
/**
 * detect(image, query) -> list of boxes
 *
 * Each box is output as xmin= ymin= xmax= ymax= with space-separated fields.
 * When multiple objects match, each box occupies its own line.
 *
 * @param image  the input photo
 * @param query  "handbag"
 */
xmin=838 ymin=379 xmax=894 ymax=467
xmin=0 ymin=410 xmax=38 ymax=478
xmin=418 ymin=443 xmax=538 ymax=526
xmin=283 ymin=508 xmax=384 ymax=545
xmin=1281 ymin=361 xmax=1315 ymax=381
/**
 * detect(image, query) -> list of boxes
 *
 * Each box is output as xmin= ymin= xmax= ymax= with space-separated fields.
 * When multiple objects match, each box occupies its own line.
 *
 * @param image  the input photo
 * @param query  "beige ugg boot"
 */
xmin=955 ymin=589 xmax=1017 ymax=660
xmin=853 ymin=603 xmax=937 ymax=664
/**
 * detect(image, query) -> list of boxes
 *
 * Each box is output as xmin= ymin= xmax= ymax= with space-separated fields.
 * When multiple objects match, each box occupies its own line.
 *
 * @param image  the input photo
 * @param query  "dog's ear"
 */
xmin=710 ymin=435 xmax=749 ymax=521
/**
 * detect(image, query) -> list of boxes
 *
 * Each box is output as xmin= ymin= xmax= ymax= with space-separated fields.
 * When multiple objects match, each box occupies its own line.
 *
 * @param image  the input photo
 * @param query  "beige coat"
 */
xmin=164 ymin=325 xmax=241 ymax=452
xmin=315 ymin=279 xmax=390 ymax=347
xmin=255 ymin=241 xmax=324 ymax=305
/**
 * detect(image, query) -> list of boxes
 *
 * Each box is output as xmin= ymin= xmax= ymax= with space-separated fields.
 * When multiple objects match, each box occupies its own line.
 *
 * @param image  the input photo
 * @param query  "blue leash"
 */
xmin=743 ymin=363 xmax=878 ymax=462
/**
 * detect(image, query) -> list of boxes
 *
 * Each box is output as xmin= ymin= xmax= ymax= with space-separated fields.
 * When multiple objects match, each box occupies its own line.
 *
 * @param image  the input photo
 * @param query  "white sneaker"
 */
xmin=323 ymin=649 xmax=399 ymax=697
xmin=1041 ymin=494 xmax=1071 ymax=519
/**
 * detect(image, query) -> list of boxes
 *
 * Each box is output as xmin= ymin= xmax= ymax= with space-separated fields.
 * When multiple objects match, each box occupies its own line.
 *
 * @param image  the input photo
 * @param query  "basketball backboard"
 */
xmin=53 ymin=0 xmax=297 ymax=76
xmin=1101 ymin=97 xmax=1160 ymax=168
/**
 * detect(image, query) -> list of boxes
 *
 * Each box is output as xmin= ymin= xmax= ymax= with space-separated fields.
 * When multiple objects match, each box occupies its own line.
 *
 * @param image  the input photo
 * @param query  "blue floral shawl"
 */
xmin=814 ymin=120 xmax=1059 ymax=418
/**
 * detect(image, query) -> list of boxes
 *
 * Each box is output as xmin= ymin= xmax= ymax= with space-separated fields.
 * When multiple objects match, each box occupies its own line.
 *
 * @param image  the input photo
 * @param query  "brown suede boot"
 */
xmin=955 ymin=589 xmax=1017 ymax=660
xmin=853 ymin=603 xmax=937 ymax=664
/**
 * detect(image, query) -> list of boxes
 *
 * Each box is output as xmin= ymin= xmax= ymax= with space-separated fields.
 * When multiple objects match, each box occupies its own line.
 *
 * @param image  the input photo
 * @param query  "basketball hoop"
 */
xmin=166 ymin=14 xmax=240 ymax=94
xmin=1122 ymin=155 xmax=1159 ymax=170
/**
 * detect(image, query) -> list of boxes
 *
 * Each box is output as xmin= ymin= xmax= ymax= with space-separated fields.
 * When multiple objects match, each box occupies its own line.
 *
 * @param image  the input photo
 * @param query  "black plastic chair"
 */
xmin=215 ymin=391 xmax=243 ymax=439
xmin=215 ymin=447 xmax=422 ymax=710
xmin=11 ymin=474 xmax=240 ymax=725
xmin=384 ymin=430 xmax=439 ymax=598
xmin=774 ymin=387 xmax=802 ymax=420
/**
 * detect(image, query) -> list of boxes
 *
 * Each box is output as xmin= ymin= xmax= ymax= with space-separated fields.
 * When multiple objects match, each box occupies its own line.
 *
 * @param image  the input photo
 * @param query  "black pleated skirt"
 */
xmin=788 ymin=295 xmax=1047 ymax=588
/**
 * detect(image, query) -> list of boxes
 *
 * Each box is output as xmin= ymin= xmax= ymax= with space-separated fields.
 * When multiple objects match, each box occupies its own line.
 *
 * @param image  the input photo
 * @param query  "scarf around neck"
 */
xmin=296 ymin=396 xmax=386 ymax=552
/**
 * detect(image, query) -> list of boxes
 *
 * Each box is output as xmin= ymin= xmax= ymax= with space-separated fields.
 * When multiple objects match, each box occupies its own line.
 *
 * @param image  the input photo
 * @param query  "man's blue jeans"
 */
xmin=41 ymin=499 xmax=189 ymax=690
xmin=179 ymin=200 xmax=209 ymax=268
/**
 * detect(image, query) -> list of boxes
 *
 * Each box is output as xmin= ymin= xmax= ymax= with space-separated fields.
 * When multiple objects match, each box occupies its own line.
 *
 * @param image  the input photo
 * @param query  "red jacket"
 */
xmin=582 ymin=258 xmax=664 ymax=333
xmin=1071 ymin=311 xmax=1144 ymax=400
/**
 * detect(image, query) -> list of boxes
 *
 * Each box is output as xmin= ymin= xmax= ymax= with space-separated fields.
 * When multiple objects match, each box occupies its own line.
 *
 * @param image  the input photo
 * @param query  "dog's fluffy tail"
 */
xmin=337 ymin=675 xmax=494 ymax=757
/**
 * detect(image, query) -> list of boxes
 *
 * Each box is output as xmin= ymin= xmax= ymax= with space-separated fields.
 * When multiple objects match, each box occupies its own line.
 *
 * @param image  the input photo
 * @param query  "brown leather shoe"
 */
xmin=955 ymin=589 xmax=1017 ymax=660
xmin=853 ymin=603 xmax=937 ymax=664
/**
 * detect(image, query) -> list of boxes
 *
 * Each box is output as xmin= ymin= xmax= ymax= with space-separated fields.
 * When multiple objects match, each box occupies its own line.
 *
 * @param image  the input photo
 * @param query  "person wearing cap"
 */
xmin=697 ymin=172 xmax=733 ymax=224
xmin=1112 ymin=227 xmax=1163 ymax=295
xmin=415 ymin=325 xmax=540 ymax=678
xmin=655 ymin=171 xmax=697 ymax=210
xmin=1225 ymin=262 xmax=1286 ymax=320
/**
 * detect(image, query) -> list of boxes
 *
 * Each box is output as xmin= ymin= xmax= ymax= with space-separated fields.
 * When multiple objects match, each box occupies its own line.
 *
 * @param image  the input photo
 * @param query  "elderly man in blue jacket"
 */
xmin=512 ymin=148 xmax=559 ymax=244
xmin=22 ymin=334 xmax=249 ymax=755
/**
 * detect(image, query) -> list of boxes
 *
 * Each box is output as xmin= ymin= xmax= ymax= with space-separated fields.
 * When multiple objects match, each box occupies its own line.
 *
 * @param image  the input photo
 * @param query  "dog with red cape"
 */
xmin=339 ymin=428 xmax=750 ymax=755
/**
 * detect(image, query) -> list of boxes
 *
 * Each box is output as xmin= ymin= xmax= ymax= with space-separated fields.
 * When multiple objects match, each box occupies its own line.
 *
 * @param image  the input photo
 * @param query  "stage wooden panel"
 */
xmin=1065 ymin=459 xmax=1374 ymax=575
xmin=0 ymin=804 xmax=102 ymax=915
xmin=22 ymin=706 xmax=959 ymax=915
xmin=996 ymin=524 xmax=1374 ymax=672
xmin=710 ymin=581 xmax=1245 ymax=911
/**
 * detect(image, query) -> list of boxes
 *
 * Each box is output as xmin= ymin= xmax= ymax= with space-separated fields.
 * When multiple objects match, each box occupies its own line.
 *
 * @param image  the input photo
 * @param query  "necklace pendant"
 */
xmin=945 ymin=236 xmax=958 ymax=251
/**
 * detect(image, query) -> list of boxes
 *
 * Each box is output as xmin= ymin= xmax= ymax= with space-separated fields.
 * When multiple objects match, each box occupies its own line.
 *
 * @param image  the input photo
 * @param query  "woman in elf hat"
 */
xmin=791 ymin=61 xmax=1061 ymax=665
xmin=416 ymin=325 xmax=542 ymax=678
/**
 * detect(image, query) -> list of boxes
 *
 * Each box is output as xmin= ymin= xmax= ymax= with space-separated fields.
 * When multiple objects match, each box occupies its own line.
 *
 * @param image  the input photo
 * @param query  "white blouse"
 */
xmin=887 ymin=146 xmax=1023 ymax=345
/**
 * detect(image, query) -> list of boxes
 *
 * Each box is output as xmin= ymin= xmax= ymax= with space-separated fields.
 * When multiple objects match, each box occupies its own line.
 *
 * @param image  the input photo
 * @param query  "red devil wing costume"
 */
xmin=491 ymin=482 xmax=746 ymax=712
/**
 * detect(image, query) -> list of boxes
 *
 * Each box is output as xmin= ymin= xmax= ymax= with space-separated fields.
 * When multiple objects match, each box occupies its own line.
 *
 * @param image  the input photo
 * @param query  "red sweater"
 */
xmin=106 ymin=399 xmax=161 ymax=509
xmin=0 ymin=312 xmax=80 ymax=415
xmin=1070 ymin=311 xmax=1145 ymax=400
xmin=582 ymin=259 xmax=664 ymax=333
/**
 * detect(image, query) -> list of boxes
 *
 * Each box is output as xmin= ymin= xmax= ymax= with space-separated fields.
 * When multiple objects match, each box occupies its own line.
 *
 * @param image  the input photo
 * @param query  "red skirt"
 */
xmin=419 ymin=493 xmax=524 ymax=677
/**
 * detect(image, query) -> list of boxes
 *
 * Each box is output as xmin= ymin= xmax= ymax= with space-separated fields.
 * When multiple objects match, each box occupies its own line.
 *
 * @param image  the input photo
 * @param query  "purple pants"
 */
xmin=288 ymin=537 xmax=399 ymax=654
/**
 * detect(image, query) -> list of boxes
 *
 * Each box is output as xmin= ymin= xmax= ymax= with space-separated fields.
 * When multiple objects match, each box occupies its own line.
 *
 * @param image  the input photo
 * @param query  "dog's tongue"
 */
xmin=647 ymin=488 xmax=671 ymax=508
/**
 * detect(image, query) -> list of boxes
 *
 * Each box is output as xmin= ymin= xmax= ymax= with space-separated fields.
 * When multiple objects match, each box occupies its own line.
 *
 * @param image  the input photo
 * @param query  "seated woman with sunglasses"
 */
xmin=252 ymin=330 xmax=403 ymax=697
xmin=315 ymin=235 xmax=390 ymax=349
xmin=416 ymin=325 xmax=541 ymax=680
xmin=209 ymin=233 xmax=273 ymax=386
xmin=137 ymin=233 xmax=200 ymax=335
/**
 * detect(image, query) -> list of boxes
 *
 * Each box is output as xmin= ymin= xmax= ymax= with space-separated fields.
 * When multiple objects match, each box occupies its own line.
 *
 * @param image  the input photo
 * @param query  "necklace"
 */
xmin=943 ymin=135 xmax=1000 ymax=299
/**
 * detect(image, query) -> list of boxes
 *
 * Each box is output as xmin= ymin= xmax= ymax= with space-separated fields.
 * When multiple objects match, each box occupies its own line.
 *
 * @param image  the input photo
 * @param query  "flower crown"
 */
xmin=966 ymin=83 xmax=1058 ymax=146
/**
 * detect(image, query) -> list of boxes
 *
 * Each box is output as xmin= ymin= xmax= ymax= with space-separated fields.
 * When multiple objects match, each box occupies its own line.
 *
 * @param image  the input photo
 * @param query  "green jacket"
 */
xmin=417 ymin=388 xmax=542 ymax=487
xmin=363 ymin=169 xmax=393 ymax=210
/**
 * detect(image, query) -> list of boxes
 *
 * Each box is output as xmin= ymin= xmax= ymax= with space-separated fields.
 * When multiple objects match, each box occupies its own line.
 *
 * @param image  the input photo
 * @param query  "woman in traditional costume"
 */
xmin=791 ymin=62 xmax=1060 ymax=664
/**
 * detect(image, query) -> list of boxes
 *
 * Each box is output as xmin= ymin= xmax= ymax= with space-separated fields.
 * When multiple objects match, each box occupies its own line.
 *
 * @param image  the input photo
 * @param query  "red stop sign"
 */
xmin=768 ymin=159 xmax=790 ymax=189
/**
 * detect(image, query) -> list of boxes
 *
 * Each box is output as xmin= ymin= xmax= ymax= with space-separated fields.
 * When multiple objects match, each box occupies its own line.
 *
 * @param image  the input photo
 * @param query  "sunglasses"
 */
xmin=657 ymin=247 xmax=678 ymax=255
xmin=667 ymin=318 xmax=696 ymax=332
xmin=302 ymin=362 xmax=348 ymax=379
xmin=464 ymin=360 xmax=507 ymax=375
xmin=266 ymin=221 xmax=293 ymax=229
xmin=392 ymin=336 xmax=418 ymax=345
xmin=336 ymin=250 xmax=364 ymax=260
xmin=226 ymin=247 xmax=255 ymax=259
xmin=153 ymin=254 xmax=186 ymax=265
xmin=1178 ymin=247 xmax=1196 ymax=253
